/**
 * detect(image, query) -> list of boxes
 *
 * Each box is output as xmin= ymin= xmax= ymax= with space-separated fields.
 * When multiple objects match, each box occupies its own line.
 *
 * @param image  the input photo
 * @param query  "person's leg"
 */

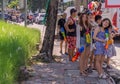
xmin=68 ymin=48 xmax=73 ymax=61
xmin=95 ymin=55 xmax=102 ymax=75
xmin=80 ymin=47 xmax=86 ymax=74
xmin=84 ymin=46 xmax=90 ymax=70
xmin=59 ymin=32 xmax=64 ymax=53
xmin=60 ymin=40 xmax=64 ymax=53
xmin=99 ymin=55 xmax=107 ymax=78
xmin=65 ymin=41 xmax=68 ymax=54
xmin=106 ymin=57 xmax=112 ymax=69
xmin=100 ymin=55 xmax=105 ymax=72
xmin=106 ymin=57 xmax=110 ymax=66
xmin=89 ymin=51 xmax=94 ymax=68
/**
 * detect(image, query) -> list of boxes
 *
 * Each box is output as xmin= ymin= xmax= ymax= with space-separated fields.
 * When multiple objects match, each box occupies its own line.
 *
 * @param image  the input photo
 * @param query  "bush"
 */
xmin=0 ymin=21 xmax=40 ymax=84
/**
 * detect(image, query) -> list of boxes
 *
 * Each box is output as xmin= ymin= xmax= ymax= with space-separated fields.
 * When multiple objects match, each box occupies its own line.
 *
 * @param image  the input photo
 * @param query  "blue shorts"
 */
xmin=80 ymin=36 xmax=90 ymax=47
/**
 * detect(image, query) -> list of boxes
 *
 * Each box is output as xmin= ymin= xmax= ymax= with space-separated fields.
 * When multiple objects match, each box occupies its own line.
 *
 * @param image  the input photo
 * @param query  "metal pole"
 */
xmin=24 ymin=0 xmax=27 ymax=27
xmin=1 ymin=0 xmax=4 ymax=20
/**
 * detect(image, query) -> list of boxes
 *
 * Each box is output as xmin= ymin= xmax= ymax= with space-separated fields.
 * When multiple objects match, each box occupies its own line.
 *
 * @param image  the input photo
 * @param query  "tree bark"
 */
xmin=39 ymin=0 xmax=58 ymax=62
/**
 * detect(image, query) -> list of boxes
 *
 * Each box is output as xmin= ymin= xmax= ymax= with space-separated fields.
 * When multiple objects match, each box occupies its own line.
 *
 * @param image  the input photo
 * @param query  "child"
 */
xmin=106 ymin=30 xmax=116 ymax=69
xmin=88 ymin=15 xmax=102 ymax=71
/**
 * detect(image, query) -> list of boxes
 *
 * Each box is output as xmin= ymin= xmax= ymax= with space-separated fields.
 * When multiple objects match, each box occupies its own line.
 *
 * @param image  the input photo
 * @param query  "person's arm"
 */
xmin=64 ymin=18 xmax=74 ymax=32
xmin=93 ymin=27 xmax=105 ymax=42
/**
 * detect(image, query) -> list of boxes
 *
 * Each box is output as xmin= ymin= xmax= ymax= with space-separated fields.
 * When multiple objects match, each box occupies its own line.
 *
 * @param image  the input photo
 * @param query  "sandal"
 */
xmin=99 ymin=74 xmax=107 ymax=79
xmin=83 ymin=70 xmax=88 ymax=74
xmin=85 ymin=67 xmax=93 ymax=73
xmin=80 ymin=72 xmax=88 ymax=76
xmin=107 ymin=65 xmax=112 ymax=69
xmin=60 ymin=50 xmax=63 ymax=54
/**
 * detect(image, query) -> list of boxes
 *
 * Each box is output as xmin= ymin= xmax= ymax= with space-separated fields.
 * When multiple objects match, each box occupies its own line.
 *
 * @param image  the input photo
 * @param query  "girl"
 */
xmin=106 ymin=28 xmax=116 ymax=69
xmin=93 ymin=18 xmax=112 ymax=78
xmin=76 ymin=13 xmax=91 ymax=76
xmin=88 ymin=15 xmax=102 ymax=71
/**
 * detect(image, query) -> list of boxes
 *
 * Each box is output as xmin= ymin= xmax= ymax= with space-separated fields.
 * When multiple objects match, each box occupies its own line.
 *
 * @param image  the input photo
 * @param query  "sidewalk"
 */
xmin=22 ymin=40 xmax=114 ymax=84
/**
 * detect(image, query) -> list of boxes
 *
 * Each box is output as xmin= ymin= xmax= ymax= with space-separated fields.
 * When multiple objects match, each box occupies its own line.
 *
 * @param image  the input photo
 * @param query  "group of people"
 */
xmin=58 ymin=8 xmax=118 ymax=79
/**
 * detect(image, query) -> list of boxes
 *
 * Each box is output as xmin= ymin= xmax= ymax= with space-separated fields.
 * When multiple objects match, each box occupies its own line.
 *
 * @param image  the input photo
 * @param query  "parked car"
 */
xmin=0 ymin=12 xmax=9 ymax=20
xmin=35 ymin=13 xmax=45 ymax=24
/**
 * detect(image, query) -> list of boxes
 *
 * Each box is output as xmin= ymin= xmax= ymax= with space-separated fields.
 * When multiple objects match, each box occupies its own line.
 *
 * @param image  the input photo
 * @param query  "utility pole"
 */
xmin=24 ymin=0 xmax=27 ymax=27
xmin=1 ymin=0 xmax=4 ymax=20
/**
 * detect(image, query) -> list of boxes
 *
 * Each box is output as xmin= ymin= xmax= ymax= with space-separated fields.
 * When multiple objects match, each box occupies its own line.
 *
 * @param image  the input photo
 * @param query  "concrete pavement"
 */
xmin=16 ymin=23 xmax=119 ymax=84
xmin=21 ymin=40 xmax=116 ymax=84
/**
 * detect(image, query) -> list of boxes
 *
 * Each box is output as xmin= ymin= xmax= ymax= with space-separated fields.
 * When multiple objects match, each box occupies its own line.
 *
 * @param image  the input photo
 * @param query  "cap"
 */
xmin=86 ymin=10 xmax=92 ymax=15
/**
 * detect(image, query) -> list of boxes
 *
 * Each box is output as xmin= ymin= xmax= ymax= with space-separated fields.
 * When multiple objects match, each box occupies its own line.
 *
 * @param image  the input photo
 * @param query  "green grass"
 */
xmin=0 ymin=21 xmax=40 ymax=84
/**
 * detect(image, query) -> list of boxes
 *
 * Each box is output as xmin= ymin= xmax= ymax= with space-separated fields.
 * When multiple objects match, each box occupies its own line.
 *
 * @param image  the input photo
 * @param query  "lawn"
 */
xmin=0 ymin=21 xmax=40 ymax=84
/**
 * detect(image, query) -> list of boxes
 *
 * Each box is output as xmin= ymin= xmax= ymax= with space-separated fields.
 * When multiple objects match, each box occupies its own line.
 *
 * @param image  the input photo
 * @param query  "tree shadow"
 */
xmin=107 ymin=62 xmax=120 ymax=84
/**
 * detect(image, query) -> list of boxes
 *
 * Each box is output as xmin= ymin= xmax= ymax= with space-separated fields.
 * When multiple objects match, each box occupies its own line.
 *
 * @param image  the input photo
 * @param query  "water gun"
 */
xmin=105 ymin=40 xmax=113 ymax=49
xmin=105 ymin=29 xmax=110 ymax=49
xmin=72 ymin=46 xmax=84 ymax=62
xmin=60 ymin=27 xmax=67 ymax=41
xmin=86 ymin=31 xmax=91 ymax=44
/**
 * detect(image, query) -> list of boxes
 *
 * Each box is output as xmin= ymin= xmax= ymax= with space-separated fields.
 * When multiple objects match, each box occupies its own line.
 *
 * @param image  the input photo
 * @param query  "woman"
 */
xmin=93 ymin=18 xmax=112 ymax=78
xmin=76 ymin=13 xmax=91 ymax=76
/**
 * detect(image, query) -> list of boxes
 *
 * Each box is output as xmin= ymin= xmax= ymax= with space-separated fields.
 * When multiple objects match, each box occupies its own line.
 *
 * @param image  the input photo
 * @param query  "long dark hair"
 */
xmin=79 ymin=13 xmax=88 ymax=27
xmin=100 ymin=18 xmax=112 ymax=30
xmin=79 ymin=13 xmax=89 ymax=28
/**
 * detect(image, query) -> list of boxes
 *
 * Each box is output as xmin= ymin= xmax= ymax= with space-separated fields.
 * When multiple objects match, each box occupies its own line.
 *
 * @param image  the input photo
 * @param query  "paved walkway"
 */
xmin=22 ymin=40 xmax=115 ymax=84
xmin=15 ymin=23 xmax=120 ymax=84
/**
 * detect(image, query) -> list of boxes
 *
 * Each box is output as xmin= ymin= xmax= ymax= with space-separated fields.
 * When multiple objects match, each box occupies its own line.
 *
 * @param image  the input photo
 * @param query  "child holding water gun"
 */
xmin=105 ymin=28 xmax=116 ymax=69
xmin=89 ymin=15 xmax=102 ymax=71
xmin=58 ymin=13 xmax=68 ymax=55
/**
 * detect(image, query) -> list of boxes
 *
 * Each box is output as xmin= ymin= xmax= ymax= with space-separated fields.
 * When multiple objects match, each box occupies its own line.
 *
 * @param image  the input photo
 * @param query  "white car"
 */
xmin=36 ymin=13 xmax=45 ymax=24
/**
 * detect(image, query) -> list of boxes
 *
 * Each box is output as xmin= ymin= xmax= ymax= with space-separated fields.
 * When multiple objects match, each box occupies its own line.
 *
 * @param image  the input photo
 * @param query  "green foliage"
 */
xmin=30 ymin=0 xmax=48 ymax=12
xmin=8 ymin=0 xmax=18 ymax=8
xmin=0 ymin=21 xmax=40 ymax=84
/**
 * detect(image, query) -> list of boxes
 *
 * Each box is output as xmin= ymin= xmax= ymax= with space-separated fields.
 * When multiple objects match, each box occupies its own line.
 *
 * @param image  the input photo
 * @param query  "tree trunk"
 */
xmin=1 ymin=0 xmax=4 ymax=20
xmin=39 ymin=0 xmax=58 ymax=62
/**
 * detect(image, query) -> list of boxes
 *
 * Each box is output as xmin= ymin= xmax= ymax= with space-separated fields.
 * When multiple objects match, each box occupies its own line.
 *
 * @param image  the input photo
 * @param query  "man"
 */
xmin=65 ymin=8 xmax=77 ymax=61
xmin=58 ymin=13 xmax=67 ymax=55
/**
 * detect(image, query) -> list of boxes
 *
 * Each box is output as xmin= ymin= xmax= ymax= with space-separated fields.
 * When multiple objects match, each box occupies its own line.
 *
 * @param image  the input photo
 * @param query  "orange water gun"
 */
xmin=72 ymin=46 xmax=84 ymax=62
xmin=104 ymin=29 xmax=113 ymax=49
xmin=105 ymin=40 xmax=113 ymax=49
xmin=60 ymin=27 xmax=67 ymax=41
